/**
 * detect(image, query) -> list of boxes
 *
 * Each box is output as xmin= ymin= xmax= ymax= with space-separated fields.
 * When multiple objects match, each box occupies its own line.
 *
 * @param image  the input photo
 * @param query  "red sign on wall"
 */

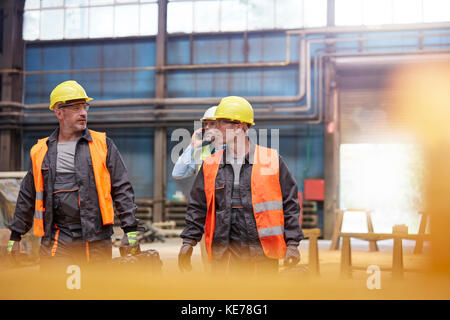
xmin=304 ymin=179 xmax=325 ymax=201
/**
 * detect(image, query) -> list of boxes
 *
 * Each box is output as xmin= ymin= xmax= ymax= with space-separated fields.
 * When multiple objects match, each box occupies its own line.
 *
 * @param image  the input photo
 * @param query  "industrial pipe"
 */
xmin=2 ymin=33 xmax=309 ymax=110
xmin=2 ymin=28 xmax=450 ymax=126
xmin=5 ymin=22 xmax=450 ymax=113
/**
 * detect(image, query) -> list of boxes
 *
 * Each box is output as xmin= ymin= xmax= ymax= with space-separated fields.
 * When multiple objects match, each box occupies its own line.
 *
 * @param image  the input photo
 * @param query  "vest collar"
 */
xmin=48 ymin=127 xmax=93 ymax=143
xmin=209 ymin=143 xmax=226 ymax=155
xmin=220 ymin=140 xmax=256 ymax=168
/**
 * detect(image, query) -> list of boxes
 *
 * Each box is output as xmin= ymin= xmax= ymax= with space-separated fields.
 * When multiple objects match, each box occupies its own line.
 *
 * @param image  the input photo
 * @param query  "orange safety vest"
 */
xmin=30 ymin=130 xmax=114 ymax=237
xmin=202 ymin=145 xmax=287 ymax=261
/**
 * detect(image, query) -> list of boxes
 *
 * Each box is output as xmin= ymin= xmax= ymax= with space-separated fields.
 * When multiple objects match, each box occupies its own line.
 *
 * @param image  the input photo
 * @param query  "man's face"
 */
xmin=216 ymin=119 xmax=247 ymax=145
xmin=55 ymin=101 xmax=89 ymax=133
xmin=202 ymin=120 xmax=220 ymax=142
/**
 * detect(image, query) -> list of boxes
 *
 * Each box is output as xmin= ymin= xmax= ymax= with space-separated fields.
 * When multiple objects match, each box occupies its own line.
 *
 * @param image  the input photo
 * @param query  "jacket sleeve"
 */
xmin=180 ymin=164 xmax=207 ymax=246
xmin=106 ymin=137 xmax=139 ymax=233
xmin=172 ymin=145 xmax=196 ymax=180
xmin=8 ymin=167 xmax=36 ymax=240
xmin=279 ymin=156 xmax=304 ymax=246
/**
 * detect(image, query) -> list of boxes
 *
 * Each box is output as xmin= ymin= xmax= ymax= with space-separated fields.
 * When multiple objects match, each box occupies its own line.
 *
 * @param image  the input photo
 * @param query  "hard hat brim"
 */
xmin=49 ymin=97 xmax=93 ymax=110
xmin=200 ymin=117 xmax=217 ymax=121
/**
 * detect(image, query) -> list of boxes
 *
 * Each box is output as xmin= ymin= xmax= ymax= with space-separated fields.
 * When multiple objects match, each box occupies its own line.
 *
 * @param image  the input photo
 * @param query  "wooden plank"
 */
xmin=340 ymin=236 xmax=352 ymax=278
xmin=303 ymin=228 xmax=321 ymax=276
xmin=330 ymin=210 xmax=344 ymax=250
xmin=339 ymin=228 xmax=431 ymax=280
xmin=308 ymin=235 xmax=320 ymax=276
xmin=153 ymin=221 xmax=176 ymax=229
xmin=340 ymin=233 xmax=393 ymax=241
xmin=366 ymin=211 xmax=379 ymax=251
xmin=414 ymin=212 xmax=428 ymax=254
xmin=339 ymin=232 xmax=432 ymax=241
xmin=392 ymin=236 xmax=404 ymax=279
xmin=303 ymin=228 xmax=321 ymax=237
xmin=156 ymin=229 xmax=182 ymax=237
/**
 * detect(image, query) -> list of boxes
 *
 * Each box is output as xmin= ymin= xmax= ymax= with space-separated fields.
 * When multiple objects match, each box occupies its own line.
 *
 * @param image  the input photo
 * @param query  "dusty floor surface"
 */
xmin=0 ymin=237 xmax=448 ymax=300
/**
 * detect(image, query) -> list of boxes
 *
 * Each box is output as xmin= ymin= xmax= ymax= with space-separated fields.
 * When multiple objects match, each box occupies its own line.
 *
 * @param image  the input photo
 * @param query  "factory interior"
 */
xmin=0 ymin=0 xmax=450 ymax=301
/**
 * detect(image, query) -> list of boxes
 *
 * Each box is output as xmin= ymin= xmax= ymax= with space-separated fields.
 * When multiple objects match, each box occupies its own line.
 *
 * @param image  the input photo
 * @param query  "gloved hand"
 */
xmin=178 ymin=243 xmax=193 ymax=272
xmin=284 ymin=245 xmax=300 ymax=267
xmin=6 ymin=240 xmax=20 ymax=267
xmin=120 ymin=231 xmax=140 ymax=256
xmin=7 ymin=240 xmax=20 ymax=255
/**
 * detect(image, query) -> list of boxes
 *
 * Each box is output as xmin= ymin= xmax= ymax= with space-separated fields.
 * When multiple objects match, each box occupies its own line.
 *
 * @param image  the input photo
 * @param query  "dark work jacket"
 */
xmin=180 ymin=146 xmax=304 ymax=260
xmin=8 ymin=127 xmax=139 ymax=245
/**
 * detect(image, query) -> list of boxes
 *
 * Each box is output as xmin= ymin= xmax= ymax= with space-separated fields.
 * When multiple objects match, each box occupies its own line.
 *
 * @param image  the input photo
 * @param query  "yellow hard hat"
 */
xmin=201 ymin=106 xmax=218 ymax=121
xmin=215 ymin=96 xmax=255 ymax=125
xmin=49 ymin=80 xmax=93 ymax=110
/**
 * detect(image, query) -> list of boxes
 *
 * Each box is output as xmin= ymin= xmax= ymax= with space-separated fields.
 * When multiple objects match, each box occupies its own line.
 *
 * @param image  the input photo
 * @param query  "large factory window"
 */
xmin=23 ymin=0 xmax=158 ymax=40
xmin=335 ymin=0 xmax=450 ymax=26
xmin=23 ymin=0 xmax=327 ymax=40
xmin=168 ymin=0 xmax=327 ymax=33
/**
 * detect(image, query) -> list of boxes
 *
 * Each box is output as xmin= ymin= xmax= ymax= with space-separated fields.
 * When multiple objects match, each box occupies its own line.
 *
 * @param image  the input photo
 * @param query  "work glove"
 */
xmin=7 ymin=240 xmax=20 ymax=255
xmin=5 ymin=240 xmax=20 ymax=267
xmin=120 ymin=231 xmax=140 ymax=256
xmin=284 ymin=245 xmax=301 ymax=267
xmin=178 ymin=243 xmax=193 ymax=272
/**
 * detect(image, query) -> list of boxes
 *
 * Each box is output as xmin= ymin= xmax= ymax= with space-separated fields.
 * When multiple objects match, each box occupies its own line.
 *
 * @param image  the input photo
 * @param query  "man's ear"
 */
xmin=54 ymin=108 xmax=63 ymax=120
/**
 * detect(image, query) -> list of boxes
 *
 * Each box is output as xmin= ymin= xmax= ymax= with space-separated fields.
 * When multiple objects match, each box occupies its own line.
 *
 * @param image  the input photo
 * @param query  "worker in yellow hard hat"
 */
xmin=7 ymin=80 xmax=140 ymax=273
xmin=178 ymin=96 xmax=304 ymax=276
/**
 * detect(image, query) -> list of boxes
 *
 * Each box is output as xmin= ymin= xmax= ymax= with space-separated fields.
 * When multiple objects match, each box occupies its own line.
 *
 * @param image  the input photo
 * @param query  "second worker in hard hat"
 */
xmin=172 ymin=106 xmax=225 ymax=269
xmin=6 ymin=80 xmax=140 ymax=273
xmin=178 ymin=96 xmax=304 ymax=275
xmin=172 ymin=106 xmax=225 ymax=182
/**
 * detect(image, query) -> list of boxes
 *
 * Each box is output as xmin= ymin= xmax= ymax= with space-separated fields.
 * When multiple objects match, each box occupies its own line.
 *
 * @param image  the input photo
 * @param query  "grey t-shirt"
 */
xmin=226 ymin=152 xmax=245 ymax=186
xmin=56 ymin=138 xmax=79 ymax=174
xmin=54 ymin=138 xmax=81 ymax=228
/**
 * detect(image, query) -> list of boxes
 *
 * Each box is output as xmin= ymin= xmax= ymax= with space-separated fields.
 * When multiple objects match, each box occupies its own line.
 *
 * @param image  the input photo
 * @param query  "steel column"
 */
xmin=0 ymin=0 xmax=24 ymax=171
xmin=327 ymin=0 xmax=335 ymax=27
xmin=323 ymin=59 xmax=339 ymax=239
xmin=153 ymin=0 xmax=168 ymax=222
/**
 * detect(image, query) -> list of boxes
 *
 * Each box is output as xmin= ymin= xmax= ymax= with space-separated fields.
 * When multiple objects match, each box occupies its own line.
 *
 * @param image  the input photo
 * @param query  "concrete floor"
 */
xmin=132 ymin=236 xmax=433 ymax=278
xmin=2 ymin=235 xmax=447 ymax=300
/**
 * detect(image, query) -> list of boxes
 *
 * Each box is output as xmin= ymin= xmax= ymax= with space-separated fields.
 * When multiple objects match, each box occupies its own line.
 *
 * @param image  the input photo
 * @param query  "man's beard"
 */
xmin=73 ymin=121 xmax=87 ymax=131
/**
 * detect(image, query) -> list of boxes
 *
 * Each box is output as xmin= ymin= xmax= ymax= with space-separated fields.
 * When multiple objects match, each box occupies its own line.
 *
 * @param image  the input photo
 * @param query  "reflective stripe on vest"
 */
xmin=253 ymin=201 xmax=283 ymax=213
xmin=29 ymin=130 xmax=114 ymax=237
xmin=202 ymin=145 xmax=287 ymax=261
